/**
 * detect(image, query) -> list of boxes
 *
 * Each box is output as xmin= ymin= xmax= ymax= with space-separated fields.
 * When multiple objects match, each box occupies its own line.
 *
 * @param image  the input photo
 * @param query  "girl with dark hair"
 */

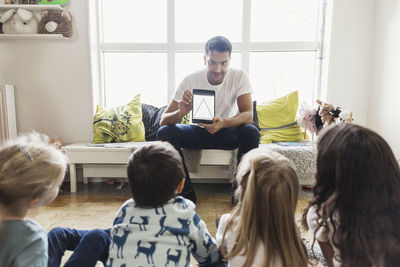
xmin=302 ymin=123 xmax=400 ymax=267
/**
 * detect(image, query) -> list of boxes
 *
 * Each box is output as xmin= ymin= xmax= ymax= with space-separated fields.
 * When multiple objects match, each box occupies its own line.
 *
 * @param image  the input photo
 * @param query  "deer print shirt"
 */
xmin=107 ymin=196 xmax=220 ymax=267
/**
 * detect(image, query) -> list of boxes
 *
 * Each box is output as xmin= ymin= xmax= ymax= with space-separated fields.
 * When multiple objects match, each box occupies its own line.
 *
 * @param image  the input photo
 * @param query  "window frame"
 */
xmin=89 ymin=0 xmax=327 ymax=110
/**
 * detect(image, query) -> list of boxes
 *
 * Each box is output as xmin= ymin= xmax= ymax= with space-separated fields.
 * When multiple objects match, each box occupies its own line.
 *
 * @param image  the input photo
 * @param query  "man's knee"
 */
xmin=240 ymin=124 xmax=260 ymax=142
xmin=157 ymin=125 xmax=176 ymax=141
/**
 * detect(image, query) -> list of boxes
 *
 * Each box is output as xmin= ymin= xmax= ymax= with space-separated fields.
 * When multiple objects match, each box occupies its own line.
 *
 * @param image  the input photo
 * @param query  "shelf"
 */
xmin=0 ymin=33 xmax=68 ymax=39
xmin=0 ymin=4 xmax=63 ymax=11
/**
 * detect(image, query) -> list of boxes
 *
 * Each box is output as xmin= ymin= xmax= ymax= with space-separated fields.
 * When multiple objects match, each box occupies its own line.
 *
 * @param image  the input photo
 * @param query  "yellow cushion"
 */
xmin=92 ymin=94 xmax=145 ymax=143
xmin=257 ymin=91 xmax=304 ymax=144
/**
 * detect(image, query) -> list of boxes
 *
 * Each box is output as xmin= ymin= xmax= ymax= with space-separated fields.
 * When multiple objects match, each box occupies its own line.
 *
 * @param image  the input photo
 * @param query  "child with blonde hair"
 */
xmin=0 ymin=133 xmax=67 ymax=266
xmin=216 ymin=147 xmax=311 ymax=267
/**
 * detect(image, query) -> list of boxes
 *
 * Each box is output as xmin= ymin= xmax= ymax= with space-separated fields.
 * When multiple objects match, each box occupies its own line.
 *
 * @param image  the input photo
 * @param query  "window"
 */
xmin=90 ymin=0 xmax=325 ymax=109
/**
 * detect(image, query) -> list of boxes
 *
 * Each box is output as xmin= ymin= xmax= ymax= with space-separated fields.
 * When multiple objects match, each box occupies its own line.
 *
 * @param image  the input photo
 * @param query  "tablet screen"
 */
xmin=192 ymin=89 xmax=215 ymax=123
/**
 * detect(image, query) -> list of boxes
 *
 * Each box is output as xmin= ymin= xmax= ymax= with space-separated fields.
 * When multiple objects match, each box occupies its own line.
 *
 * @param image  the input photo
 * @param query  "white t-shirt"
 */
xmin=173 ymin=68 xmax=253 ymax=119
xmin=307 ymin=205 xmax=342 ymax=267
xmin=217 ymin=213 xmax=322 ymax=267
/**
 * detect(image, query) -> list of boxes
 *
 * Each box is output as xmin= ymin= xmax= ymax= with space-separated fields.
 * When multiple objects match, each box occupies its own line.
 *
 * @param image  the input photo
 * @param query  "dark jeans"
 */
xmin=47 ymin=227 xmax=111 ymax=267
xmin=157 ymin=124 xmax=260 ymax=195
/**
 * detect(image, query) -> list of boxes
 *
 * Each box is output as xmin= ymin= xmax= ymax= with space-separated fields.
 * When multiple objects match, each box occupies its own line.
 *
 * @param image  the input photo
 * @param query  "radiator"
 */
xmin=0 ymin=85 xmax=17 ymax=144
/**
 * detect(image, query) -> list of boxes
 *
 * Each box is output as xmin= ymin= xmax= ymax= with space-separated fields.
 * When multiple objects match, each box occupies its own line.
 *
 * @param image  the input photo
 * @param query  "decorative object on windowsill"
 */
xmin=40 ymin=0 xmax=69 ymax=4
xmin=315 ymin=99 xmax=353 ymax=133
xmin=315 ymin=99 xmax=338 ymax=128
xmin=38 ymin=9 xmax=72 ymax=37
xmin=296 ymin=100 xmax=353 ymax=139
xmin=335 ymin=109 xmax=353 ymax=124
xmin=0 ymin=8 xmax=39 ymax=33
xmin=297 ymin=102 xmax=317 ymax=135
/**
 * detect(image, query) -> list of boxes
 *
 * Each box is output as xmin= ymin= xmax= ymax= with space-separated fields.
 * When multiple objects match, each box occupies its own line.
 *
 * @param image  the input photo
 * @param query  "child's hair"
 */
xmin=127 ymin=141 xmax=184 ymax=207
xmin=221 ymin=148 xmax=308 ymax=267
xmin=0 ymin=132 xmax=67 ymax=213
xmin=302 ymin=123 xmax=400 ymax=267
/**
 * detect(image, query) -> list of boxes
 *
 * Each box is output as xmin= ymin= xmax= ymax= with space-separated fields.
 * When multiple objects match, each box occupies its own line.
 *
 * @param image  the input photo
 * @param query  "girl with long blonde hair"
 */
xmin=216 ymin=147 xmax=310 ymax=267
xmin=0 ymin=133 xmax=66 ymax=266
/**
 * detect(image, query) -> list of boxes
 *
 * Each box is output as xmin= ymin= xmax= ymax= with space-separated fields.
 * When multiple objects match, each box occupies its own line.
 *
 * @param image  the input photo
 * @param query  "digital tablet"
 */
xmin=192 ymin=89 xmax=215 ymax=124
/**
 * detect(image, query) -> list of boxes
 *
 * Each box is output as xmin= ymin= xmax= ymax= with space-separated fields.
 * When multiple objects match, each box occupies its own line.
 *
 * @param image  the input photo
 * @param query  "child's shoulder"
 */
xmin=5 ymin=219 xmax=46 ymax=235
xmin=117 ymin=197 xmax=196 ymax=216
xmin=3 ymin=219 xmax=47 ymax=245
xmin=167 ymin=196 xmax=196 ymax=213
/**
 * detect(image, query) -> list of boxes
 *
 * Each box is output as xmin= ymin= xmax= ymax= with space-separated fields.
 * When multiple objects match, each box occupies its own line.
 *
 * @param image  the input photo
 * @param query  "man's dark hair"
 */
xmin=205 ymin=36 xmax=232 ymax=56
xmin=127 ymin=142 xmax=184 ymax=207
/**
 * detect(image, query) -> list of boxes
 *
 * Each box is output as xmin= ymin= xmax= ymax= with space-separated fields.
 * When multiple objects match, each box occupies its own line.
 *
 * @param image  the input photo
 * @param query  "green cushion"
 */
xmin=92 ymin=94 xmax=145 ymax=143
xmin=256 ymin=91 xmax=304 ymax=144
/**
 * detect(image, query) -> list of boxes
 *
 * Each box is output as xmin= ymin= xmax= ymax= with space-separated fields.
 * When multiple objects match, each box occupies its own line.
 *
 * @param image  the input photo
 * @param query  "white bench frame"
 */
xmin=63 ymin=143 xmax=233 ymax=193
xmin=63 ymin=142 xmax=317 ymax=193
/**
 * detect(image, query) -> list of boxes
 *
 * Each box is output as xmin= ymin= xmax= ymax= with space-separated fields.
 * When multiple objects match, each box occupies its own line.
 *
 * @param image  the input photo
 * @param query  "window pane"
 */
xmin=175 ymin=52 xmax=242 ymax=89
xmin=175 ymin=0 xmax=242 ymax=42
xmin=251 ymin=0 xmax=319 ymax=42
xmin=102 ymin=0 xmax=166 ymax=42
xmin=249 ymin=52 xmax=316 ymax=104
xmin=104 ymin=53 xmax=167 ymax=108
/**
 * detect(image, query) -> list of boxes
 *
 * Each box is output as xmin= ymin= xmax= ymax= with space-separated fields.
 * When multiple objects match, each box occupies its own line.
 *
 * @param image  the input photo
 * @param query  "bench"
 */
xmin=63 ymin=142 xmax=316 ymax=193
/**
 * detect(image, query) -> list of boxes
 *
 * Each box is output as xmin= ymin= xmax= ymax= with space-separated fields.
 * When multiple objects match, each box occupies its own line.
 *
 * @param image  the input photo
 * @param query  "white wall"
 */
xmin=0 ymin=1 xmax=93 ymax=143
xmin=323 ymin=0 xmax=375 ymax=126
xmin=369 ymin=0 xmax=400 ymax=158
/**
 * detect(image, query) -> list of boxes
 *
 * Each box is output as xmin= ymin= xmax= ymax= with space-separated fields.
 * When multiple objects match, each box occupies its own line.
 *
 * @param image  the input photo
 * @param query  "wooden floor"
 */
xmin=29 ymin=183 xmax=311 ymax=237
xmin=27 ymin=182 xmax=312 ymax=265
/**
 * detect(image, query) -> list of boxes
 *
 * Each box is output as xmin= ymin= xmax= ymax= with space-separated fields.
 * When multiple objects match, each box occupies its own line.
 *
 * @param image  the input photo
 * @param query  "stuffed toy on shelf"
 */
xmin=0 ymin=8 xmax=39 ymax=34
xmin=38 ymin=9 xmax=72 ymax=38
xmin=19 ymin=0 xmax=40 ymax=4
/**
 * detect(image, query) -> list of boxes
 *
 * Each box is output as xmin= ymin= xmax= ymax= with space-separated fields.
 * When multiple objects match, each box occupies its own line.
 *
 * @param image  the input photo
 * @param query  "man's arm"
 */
xmin=198 ymin=93 xmax=253 ymax=134
xmin=160 ymin=90 xmax=193 ymax=126
xmin=160 ymin=101 xmax=183 ymax=126
xmin=222 ymin=93 xmax=253 ymax=128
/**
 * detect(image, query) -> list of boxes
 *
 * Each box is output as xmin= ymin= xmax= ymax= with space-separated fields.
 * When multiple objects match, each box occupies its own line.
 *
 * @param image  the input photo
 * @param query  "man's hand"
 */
xmin=198 ymin=117 xmax=225 ymax=134
xmin=178 ymin=89 xmax=193 ymax=116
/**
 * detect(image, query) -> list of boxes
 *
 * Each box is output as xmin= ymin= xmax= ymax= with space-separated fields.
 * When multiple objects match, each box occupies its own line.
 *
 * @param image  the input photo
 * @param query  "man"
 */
xmin=157 ymin=36 xmax=260 ymax=203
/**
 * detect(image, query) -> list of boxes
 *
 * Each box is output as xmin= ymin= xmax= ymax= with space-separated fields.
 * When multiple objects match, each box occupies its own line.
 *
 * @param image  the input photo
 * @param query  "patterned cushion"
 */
xmin=92 ymin=94 xmax=145 ymax=143
xmin=141 ymin=104 xmax=167 ymax=141
xmin=252 ymin=100 xmax=259 ymax=129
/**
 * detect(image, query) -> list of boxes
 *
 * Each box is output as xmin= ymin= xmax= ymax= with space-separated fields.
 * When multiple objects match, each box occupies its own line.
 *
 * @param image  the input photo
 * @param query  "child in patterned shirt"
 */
xmin=106 ymin=141 xmax=220 ymax=266
xmin=48 ymin=141 xmax=220 ymax=266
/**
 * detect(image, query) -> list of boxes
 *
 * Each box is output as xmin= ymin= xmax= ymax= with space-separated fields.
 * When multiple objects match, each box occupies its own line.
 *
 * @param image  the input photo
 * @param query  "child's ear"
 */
xmin=176 ymin=178 xmax=185 ymax=194
xmin=28 ymin=198 xmax=39 ymax=209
